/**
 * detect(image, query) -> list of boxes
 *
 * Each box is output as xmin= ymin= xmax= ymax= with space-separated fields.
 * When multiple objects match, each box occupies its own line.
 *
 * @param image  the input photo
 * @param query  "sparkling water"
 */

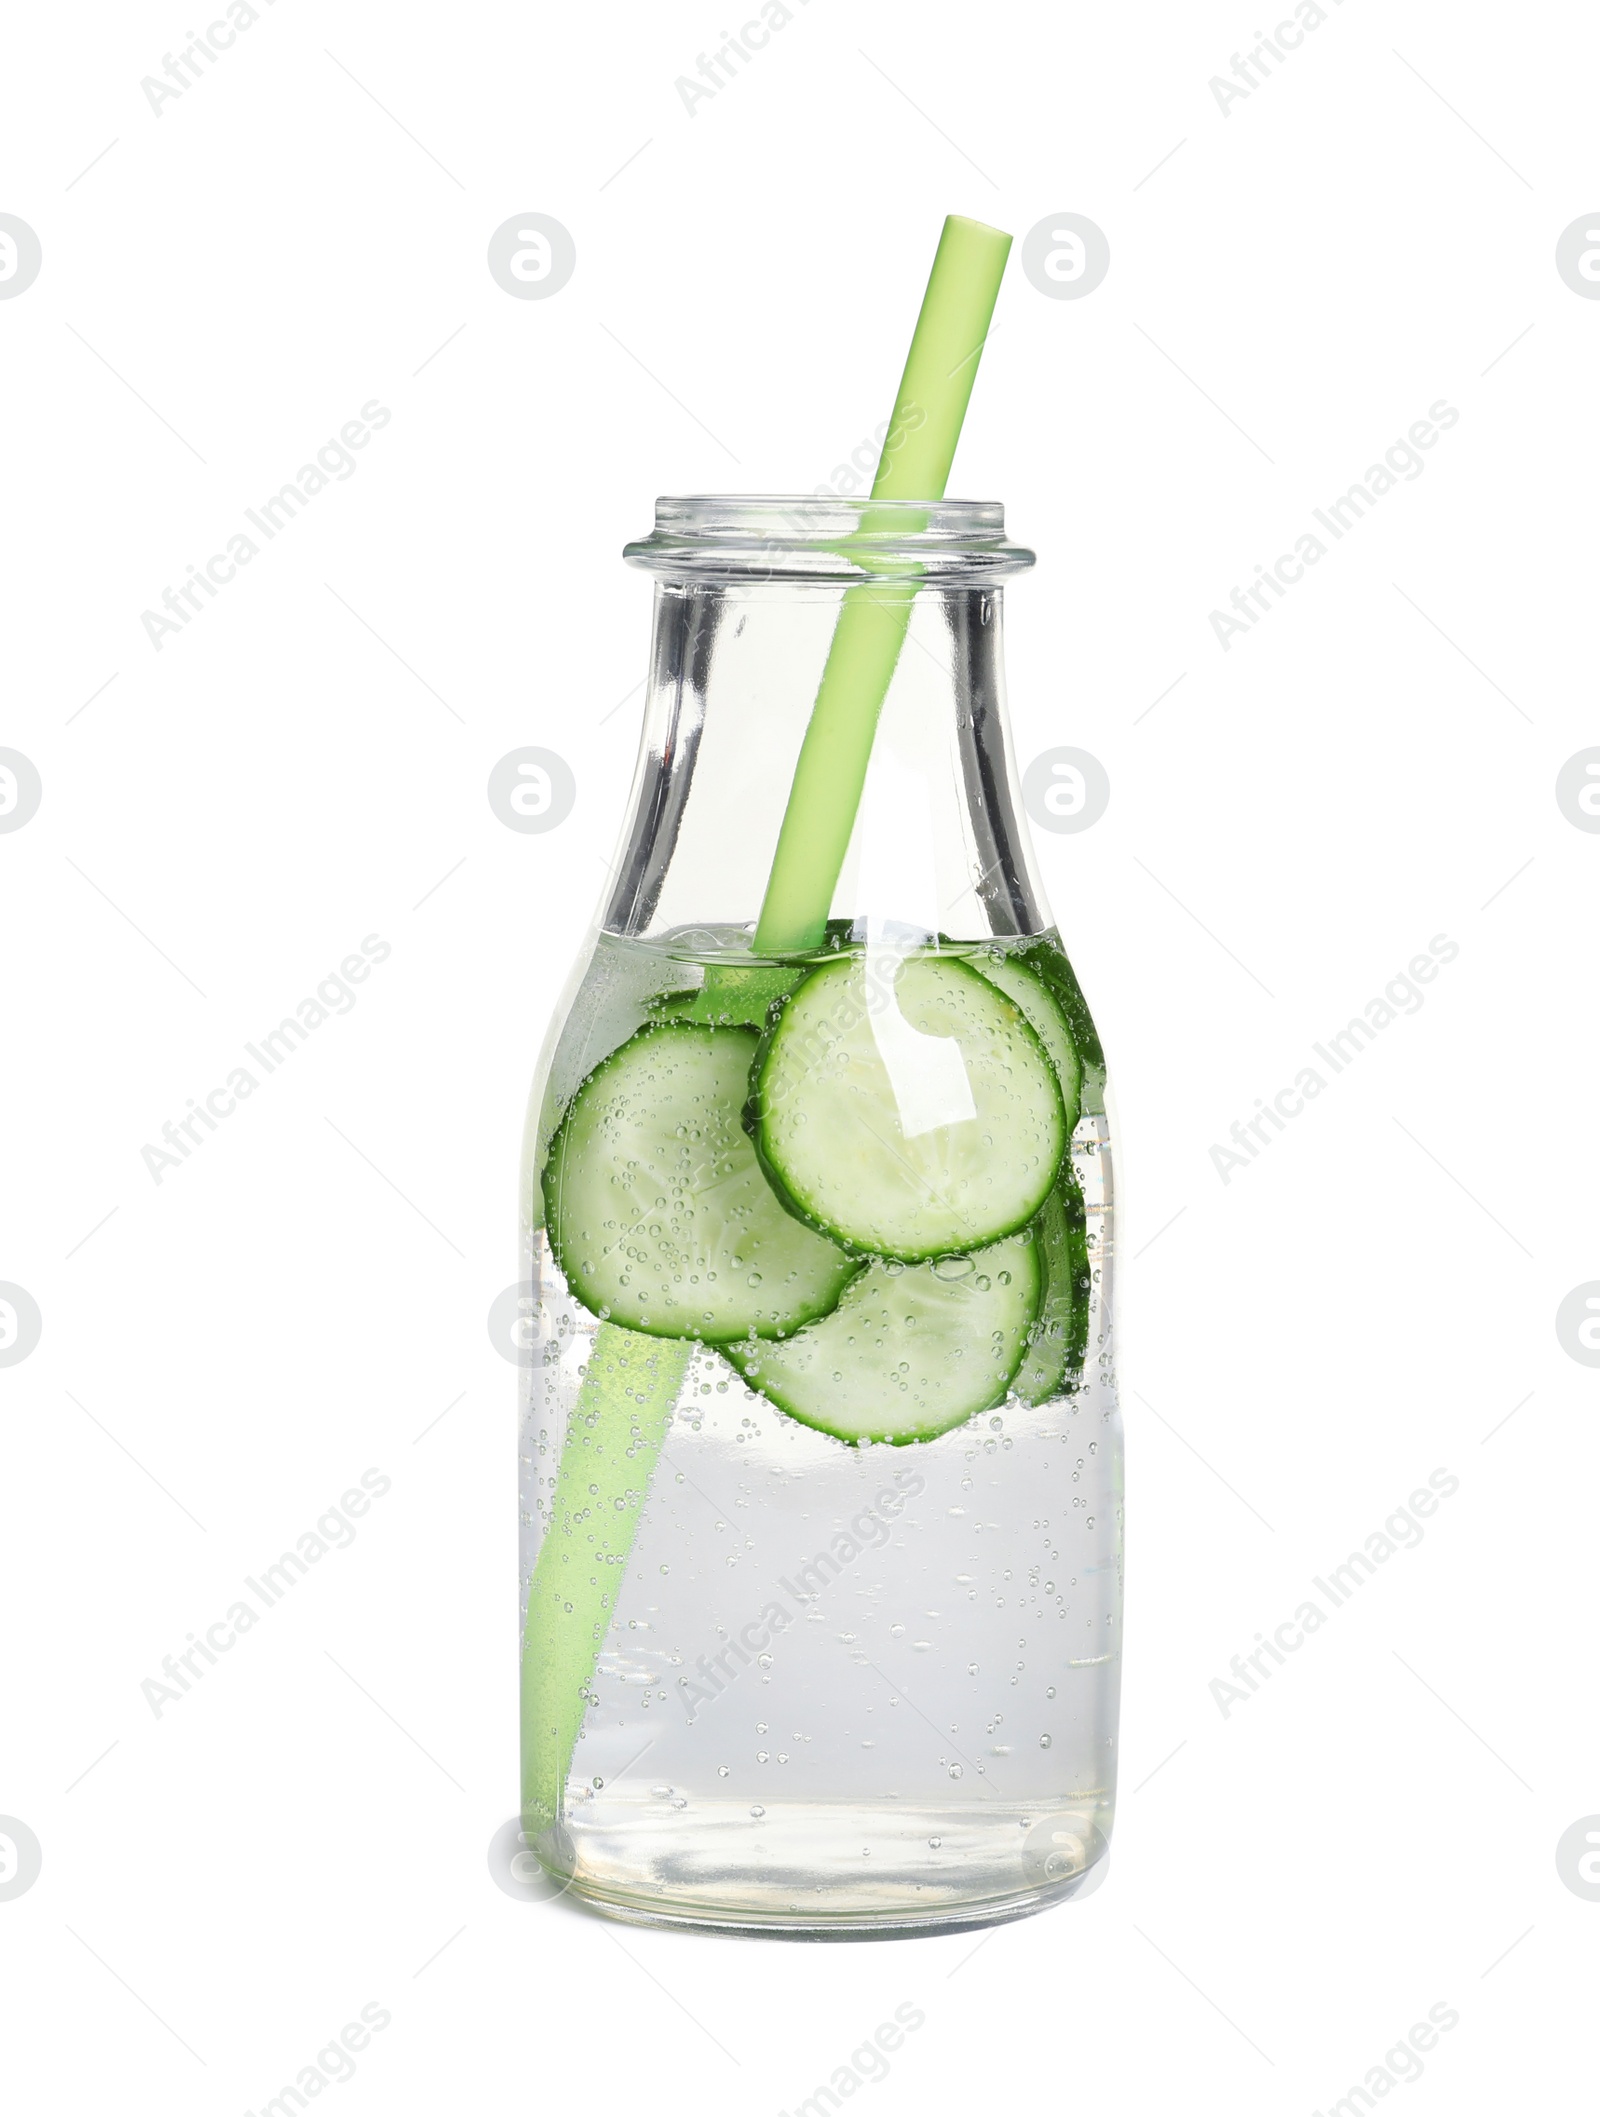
xmin=519 ymin=930 xmax=1122 ymax=1933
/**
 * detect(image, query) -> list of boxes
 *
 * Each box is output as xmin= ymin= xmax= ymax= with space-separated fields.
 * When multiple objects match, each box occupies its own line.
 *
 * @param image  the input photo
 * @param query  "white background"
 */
xmin=3 ymin=1 xmax=1597 ymax=2110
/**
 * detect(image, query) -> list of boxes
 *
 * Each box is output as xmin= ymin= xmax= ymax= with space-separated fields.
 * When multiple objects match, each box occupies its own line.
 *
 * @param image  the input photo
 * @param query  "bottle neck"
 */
xmin=602 ymin=576 xmax=1050 ymax=953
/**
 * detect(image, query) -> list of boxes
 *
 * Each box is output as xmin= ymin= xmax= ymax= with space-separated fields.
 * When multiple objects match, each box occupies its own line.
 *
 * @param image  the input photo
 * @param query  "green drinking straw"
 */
xmin=754 ymin=213 xmax=1013 ymax=955
xmin=521 ymin=1328 xmax=691 ymax=1830
xmin=521 ymin=214 xmax=1014 ymax=1837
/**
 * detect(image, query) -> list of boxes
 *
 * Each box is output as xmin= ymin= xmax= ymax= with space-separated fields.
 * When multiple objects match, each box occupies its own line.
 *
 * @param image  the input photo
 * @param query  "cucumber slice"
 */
xmin=750 ymin=953 xmax=1066 ymax=1262
xmin=1012 ymin=1182 xmax=1092 ymax=1405
xmin=649 ymin=964 xmax=799 ymax=1030
xmin=544 ymin=1023 xmax=858 ymax=1342
xmin=728 ymin=1229 xmax=1042 ymax=1445
xmin=975 ymin=952 xmax=1082 ymax=1137
xmin=1019 ymin=938 xmax=1104 ymax=1077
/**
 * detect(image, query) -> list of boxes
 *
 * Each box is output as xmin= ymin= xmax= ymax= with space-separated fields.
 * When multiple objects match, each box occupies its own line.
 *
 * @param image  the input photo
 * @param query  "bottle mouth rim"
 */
xmin=624 ymin=494 xmax=1035 ymax=581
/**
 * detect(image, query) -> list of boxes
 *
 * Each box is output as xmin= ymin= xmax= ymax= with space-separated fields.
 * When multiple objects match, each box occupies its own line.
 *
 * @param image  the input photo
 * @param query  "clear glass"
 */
xmin=519 ymin=498 xmax=1121 ymax=1935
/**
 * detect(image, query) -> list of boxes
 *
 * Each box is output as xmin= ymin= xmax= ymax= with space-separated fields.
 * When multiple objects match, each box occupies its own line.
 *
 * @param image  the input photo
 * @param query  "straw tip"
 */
xmin=942 ymin=213 xmax=1013 ymax=246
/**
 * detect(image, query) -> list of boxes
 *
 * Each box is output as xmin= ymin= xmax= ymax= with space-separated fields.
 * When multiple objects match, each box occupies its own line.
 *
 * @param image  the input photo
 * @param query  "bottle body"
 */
xmin=518 ymin=501 xmax=1121 ymax=1933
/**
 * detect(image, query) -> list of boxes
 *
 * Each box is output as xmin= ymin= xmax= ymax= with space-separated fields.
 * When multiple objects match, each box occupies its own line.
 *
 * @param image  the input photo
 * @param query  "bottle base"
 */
xmin=538 ymin=1798 xmax=1111 ymax=1940
xmin=558 ymin=1865 xmax=1103 ymax=1940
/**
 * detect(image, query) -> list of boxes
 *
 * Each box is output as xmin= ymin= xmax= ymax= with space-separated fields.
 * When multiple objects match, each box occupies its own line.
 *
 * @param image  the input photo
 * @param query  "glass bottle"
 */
xmin=518 ymin=496 xmax=1120 ymax=1935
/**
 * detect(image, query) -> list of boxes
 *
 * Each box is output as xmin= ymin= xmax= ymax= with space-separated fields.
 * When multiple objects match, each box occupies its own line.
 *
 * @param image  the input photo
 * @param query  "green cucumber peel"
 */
xmin=728 ymin=1227 xmax=1042 ymax=1446
xmin=746 ymin=952 xmax=1068 ymax=1264
xmin=544 ymin=1021 xmax=858 ymax=1344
